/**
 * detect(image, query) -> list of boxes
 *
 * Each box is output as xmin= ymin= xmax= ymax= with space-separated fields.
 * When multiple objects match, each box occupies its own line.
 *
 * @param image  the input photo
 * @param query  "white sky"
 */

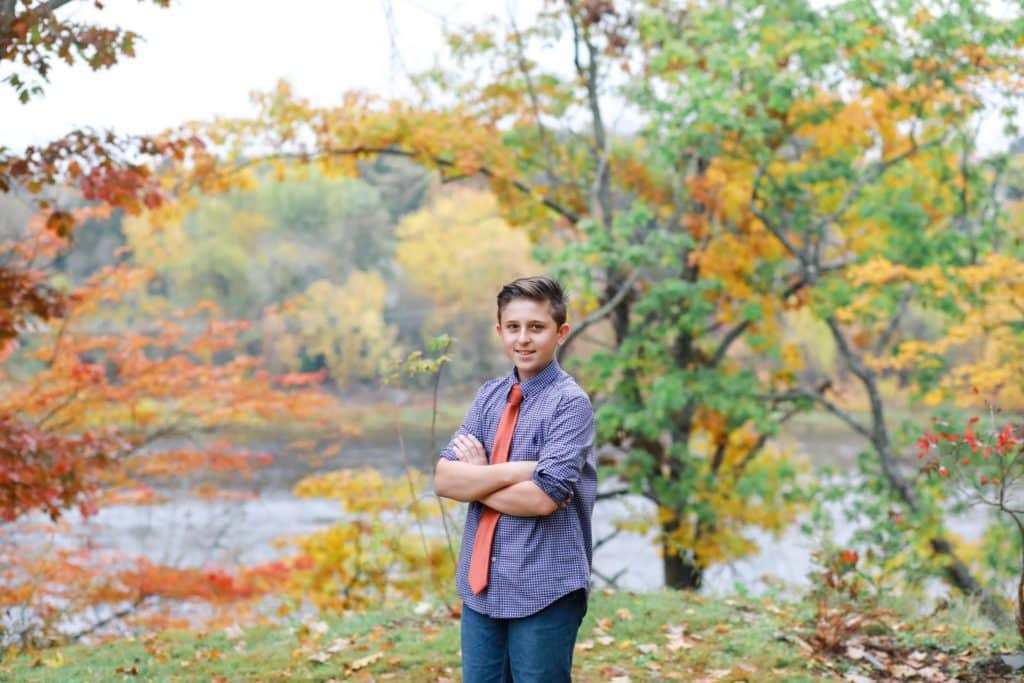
xmin=1 ymin=0 xmax=528 ymax=151
xmin=1 ymin=0 xmax=1018 ymax=154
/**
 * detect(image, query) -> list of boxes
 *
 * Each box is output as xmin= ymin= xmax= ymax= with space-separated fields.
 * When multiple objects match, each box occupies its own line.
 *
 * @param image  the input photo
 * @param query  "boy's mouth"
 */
xmin=515 ymin=349 xmax=535 ymax=359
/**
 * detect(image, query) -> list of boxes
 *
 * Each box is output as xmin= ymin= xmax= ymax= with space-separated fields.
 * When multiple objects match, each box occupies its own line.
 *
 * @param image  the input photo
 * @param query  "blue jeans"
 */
xmin=460 ymin=590 xmax=586 ymax=683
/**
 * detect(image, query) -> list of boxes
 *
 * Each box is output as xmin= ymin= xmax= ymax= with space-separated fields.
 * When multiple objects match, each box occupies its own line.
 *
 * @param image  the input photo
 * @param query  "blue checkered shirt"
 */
xmin=441 ymin=359 xmax=597 ymax=619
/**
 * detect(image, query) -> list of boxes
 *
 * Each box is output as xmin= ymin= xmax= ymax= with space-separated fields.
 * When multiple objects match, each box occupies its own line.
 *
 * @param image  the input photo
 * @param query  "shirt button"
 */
xmin=491 ymin=556 xmax=497 ymax=562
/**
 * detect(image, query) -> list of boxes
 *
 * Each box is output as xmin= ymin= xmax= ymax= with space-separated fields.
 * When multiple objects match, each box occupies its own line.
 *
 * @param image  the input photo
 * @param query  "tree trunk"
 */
xmin=824 ymin=316 xmax=1012 ymax=629
xmin=661 ymin=519 xmax=703 ymax=589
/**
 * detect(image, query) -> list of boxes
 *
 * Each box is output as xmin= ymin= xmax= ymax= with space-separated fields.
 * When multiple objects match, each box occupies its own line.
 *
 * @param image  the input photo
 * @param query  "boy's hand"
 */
xmin=453 ymin=434 xmax=488 ymax=465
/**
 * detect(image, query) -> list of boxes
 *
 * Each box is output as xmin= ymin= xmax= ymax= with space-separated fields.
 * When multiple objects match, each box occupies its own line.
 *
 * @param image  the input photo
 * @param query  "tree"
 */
xmin=1 ymin=0 xmax=200 ymax=350
xmin=178 ymin=4 xmax=807 ymax=590
xmin=265 ymin=270 xmax=400 ymax=387
xmin=395 ymin=188 xmax=539 ymax=380
xmin=0 ymin=221 xmax=346 ymax=641
xmin=631 ymin=0 xmax=1024 ymax=621
xmin=0 ymin=3 xmax=353 ymax=642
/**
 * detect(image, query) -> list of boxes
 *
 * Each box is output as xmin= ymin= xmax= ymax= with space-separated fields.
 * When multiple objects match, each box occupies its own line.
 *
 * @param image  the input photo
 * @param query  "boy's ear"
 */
xmin=557 ymin=323 xmax=570 ymax=344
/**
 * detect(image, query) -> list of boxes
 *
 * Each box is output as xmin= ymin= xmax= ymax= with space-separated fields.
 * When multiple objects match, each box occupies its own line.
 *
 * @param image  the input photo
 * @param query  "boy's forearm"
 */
xmin=478 ymin=480 xmax=557 ymax=517
xmin=433 ymin=459 xmax=536 ymax=502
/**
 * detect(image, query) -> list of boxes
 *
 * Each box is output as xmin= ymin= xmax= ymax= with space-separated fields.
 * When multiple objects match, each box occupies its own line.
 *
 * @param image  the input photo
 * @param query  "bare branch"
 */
xmin=596 ymin=487 xmax=630 ymax=501
xmin=591 ymin=565 xmax=626 ymax=588
xmin=558 ymin=269 xmax=641 ymax=359
xmin=750 ymin=163 xmax=804 ymax=262
xmin=768 ymin=388 xmax=873 ymax=440
xmin=709 ymin=320 xmax=750 ymax=368
xmin=507 ymin=7 xmax=560 ymax=189
xmin=568 ymin=4 xmax=612 ymax=227
xmin=592 ymin=527 xmax=621 ymax=553
xmin=67 ymin=595 xmax=151 ymax=641
xmin=875 ymin=285 xmax=915 ymax=356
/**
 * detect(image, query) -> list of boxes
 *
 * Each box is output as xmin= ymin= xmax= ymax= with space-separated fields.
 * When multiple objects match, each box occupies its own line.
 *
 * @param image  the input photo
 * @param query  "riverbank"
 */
xmin=4 ymin=589 xmax=1018 ymax=681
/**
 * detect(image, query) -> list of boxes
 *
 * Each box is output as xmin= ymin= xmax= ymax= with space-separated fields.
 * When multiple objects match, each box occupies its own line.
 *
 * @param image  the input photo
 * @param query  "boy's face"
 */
xmin=496 ymin=298 xmax=569 ymax=382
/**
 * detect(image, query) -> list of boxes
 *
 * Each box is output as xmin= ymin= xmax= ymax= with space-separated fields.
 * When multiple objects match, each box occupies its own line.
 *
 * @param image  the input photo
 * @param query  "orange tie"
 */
xmin=468 ymin=383 xmax=523 ymax=595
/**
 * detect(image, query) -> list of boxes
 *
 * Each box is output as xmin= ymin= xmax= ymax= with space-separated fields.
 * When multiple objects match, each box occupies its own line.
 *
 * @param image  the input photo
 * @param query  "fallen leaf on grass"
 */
xmin=889 ymin=663 xmax=918 ymax=679
xmin=42 ymin=651 xmax=64 ymax=668
xmin=843 ymin=673 xmax=873 ymax=683
xmin=778 ymin=632 xmax=814 ymax=653
xmin=115 ymin=665 xmax=138 ymax=675
xmin=601 ymin=665 xmax=628 ymax=678
xmin=575 ymin=639 xmax=594 ymax=652
xmin=307 ymin=637 xmax=352 ymax=664
xmin=713 ymin=624 xmax=730 ymax=634
xmin=347 ymin=651 xmax=383 ymax=673
xmin=666 ymin=636 xmax=696 ymax=652
xmin=327 ymin=638 xmax=352 ymax=655
xmin=637 ymin=643 xmax=658 ymax=654
xmin=736 ymin=662 xmax=758 ymax=676
xmin=596 ymin=635 xmax=615 ymax=646
xmin=615 ymin=608 xmax=633 ymax=620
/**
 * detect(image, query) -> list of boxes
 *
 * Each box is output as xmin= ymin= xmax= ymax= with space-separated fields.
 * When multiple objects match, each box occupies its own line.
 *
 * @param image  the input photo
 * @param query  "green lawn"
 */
xmin=3 ymin=590 xmax=1018 ymax=682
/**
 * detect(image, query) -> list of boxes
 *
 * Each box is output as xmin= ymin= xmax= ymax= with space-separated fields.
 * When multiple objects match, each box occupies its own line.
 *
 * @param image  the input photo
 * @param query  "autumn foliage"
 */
xmin=4 ymin=0 xmax=1024 ymax=659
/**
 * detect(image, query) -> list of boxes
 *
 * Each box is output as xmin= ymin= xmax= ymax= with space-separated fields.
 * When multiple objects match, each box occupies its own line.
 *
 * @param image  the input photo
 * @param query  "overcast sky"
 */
xmin=2 ymin=0 xmax=1018 ymax=154
xmin=1 ymin=0 xmax=531 ymax=150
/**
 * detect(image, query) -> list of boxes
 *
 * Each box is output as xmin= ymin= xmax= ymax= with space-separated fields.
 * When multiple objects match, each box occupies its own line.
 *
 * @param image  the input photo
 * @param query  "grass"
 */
xmin=3 ymin=590 xmax=1018 ymax=682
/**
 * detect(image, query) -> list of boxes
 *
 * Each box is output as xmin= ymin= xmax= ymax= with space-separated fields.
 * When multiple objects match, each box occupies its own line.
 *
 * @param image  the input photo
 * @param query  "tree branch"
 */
xmin=750 ymin=163 xmax=804 ymax=264
xmin=507 ymin=9 xmax=560 ymax=190
xmin=270 ymin=147 xmax=581 ymax=224
xmin=809 ymin=134 xmax=948 ymax=236
xmin=710 ymin=320 xmax=750 ymax=368
xmin=875 ymin=285 xmax=915 ymax=356
xmin=592 ymin=527 xmax=621 ymax=553
xmin=558 ymin=269 xmax=640 ymax=359
xmin=595 ymin=487 xmax=630 ymax=501
xmin=767 ymin=388 xmax=873 ymax=440
xmin=568 ymin=4 xmax=612 ymax=227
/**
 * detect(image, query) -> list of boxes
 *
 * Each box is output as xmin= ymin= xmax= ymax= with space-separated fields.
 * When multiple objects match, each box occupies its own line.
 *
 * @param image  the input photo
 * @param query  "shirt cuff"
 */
xmin=531 ymin=467 xmax=570 ymax=506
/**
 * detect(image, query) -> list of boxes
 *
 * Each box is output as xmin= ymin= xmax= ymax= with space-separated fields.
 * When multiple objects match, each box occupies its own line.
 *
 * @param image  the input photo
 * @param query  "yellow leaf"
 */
xmin=347 ymin=651 xmax=383 ymax=672
xmin=43 ymin=651 xmax=64 ymax=668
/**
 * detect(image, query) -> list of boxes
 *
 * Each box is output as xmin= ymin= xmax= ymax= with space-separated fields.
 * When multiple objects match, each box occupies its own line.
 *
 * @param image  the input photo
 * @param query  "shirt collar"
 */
xmin=511 ymin=359 xmax=561 ymax=399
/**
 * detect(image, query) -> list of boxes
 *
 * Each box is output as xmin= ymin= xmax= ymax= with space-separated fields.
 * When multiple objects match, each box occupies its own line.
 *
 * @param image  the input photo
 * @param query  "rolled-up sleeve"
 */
xmin=531 ymin=394 xmax=594 ymax=505
xmin=440 ymin=387 xmax=487 ymax=462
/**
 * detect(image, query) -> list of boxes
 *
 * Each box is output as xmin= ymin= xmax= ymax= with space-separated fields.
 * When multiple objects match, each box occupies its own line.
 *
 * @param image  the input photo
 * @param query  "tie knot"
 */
xmin=508 ymin=383 xmax=523 ymax=406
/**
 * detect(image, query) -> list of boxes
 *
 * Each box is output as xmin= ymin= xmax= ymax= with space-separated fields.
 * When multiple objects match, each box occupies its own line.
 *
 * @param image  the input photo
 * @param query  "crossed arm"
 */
xmin=433 ymin=434 xmax=559 ymax=517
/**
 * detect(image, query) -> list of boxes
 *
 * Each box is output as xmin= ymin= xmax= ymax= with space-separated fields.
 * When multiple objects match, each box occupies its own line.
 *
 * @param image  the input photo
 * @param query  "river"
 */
xmin=59 ymin=423 xmax=989 ymax=597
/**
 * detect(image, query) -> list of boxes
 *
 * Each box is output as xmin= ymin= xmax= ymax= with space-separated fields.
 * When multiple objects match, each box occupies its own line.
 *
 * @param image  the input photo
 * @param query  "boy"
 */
xmin=434 ymin=276 xmax=597 ymax=683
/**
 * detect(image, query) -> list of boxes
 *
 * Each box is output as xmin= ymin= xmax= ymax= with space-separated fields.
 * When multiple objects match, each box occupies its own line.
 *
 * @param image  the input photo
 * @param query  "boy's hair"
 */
xmin=496 ymin=276 xmax=568 ymax=326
